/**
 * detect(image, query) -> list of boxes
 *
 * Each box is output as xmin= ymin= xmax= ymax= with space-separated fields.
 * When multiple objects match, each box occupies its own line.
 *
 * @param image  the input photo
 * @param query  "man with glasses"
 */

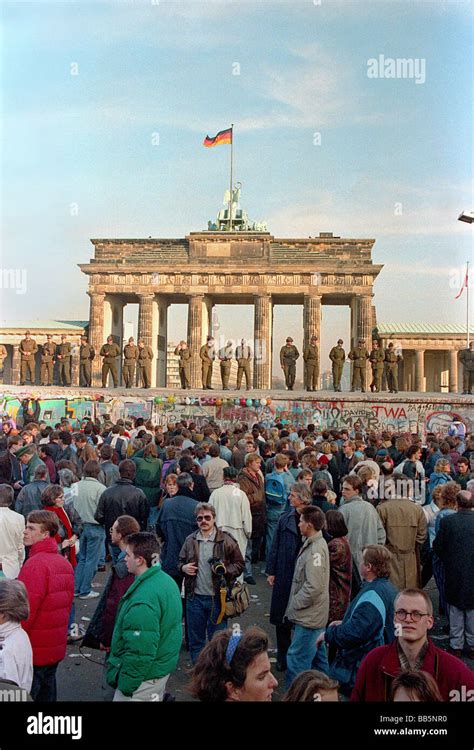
xmin=179 ymin=503 xmax=244 ymax=663
xmin=351 ymin=587 xmax=474 ymax=701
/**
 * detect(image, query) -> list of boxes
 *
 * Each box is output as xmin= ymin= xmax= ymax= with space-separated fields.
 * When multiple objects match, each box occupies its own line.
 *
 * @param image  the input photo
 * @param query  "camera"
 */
xmin=208 ymin=557 xmax=226 ymax=576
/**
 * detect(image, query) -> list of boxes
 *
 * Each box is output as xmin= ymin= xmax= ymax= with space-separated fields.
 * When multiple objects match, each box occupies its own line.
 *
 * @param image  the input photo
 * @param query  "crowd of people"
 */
xmin=0 ymin=409 xmax=473 ymax=703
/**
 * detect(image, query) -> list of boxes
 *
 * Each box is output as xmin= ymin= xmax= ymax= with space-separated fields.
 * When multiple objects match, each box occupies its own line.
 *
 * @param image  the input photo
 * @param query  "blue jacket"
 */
xmin=427 ymin=471 xmax=451 ymax=503
xmin=265 ymin=508 xmax=303 ymax=625
xmin=325 ymin=576 xmax=397 ymax=654
xmin=156 ymin=490 xmax=198 ymax=577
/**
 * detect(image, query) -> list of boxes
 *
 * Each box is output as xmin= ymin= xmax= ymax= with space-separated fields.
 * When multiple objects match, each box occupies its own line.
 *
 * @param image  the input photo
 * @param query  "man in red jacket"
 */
xmin=351 ymin=588 xmax=474 ymax=701
xmin=18 ymin=510 xmax=74 ymax=702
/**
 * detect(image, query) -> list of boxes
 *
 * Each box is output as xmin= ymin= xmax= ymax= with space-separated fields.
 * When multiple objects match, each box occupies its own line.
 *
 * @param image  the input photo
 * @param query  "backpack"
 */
xmin=265 ymin=472 xmax=287 ymax=507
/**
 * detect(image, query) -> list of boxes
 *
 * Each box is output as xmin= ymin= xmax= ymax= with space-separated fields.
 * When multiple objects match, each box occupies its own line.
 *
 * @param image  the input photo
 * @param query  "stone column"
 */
xmin=104 ymin=295 xmax=125 ymax=386
xmin=11 ymin=345 xmax=20 ymax=385
xmin=303 ymin=294 xmax=321 ymax=388
xmin=357 ymin=295 xmax=373 ymax=348
xmin=415 ymin=349 xmax=425 ymax=392
xmin=71 ymin=342 xmax=80 ymax=387
xmin=449 ymin=349 xmax=458 ymax=393
xmin=137 ymin=294 xmax=154 ymax=347
xmin=254 ymin=294 xmax=272 ymax=389
xmin=155 ymin=296 xmax=168 ymax=388
xmin=187 ymin=294 xmax=204 ymax=388
xmin=87 ymin=291 xmax=105 ymax=386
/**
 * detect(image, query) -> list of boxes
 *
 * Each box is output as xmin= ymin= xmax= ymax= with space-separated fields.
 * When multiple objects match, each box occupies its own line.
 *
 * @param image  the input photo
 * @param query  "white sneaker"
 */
xmin=79 ymin=591 xmax=100 ymax=599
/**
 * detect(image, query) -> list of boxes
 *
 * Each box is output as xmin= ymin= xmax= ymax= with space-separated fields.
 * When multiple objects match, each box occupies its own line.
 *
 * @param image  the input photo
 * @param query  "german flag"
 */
xmin=203 ymin=127 xmax=233 ymax=148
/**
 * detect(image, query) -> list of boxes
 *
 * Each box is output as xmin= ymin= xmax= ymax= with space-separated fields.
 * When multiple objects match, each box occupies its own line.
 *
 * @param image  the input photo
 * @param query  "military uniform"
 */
xmin=19 ymin=337 xmax=38 ymax=385
xmin=459 ymin=346 xmax=474 ymax=394
xmin=100 ymin=342 xmax=121 ymax=388
xmin=348 ymin=344 xmax=369 ymax=392
xmin=280 ymin=343 xmax=299 ymax=390
xmin=123 ymin=343 xmax=139 ymax=388
xmin=56 ymin=341 xmax=72 ymax=386
xmin=369 ymin=346 xmax=386 ymax=392
xmin=329 ymin=344 xmax=346 ymax=392
xmin=218 ymin=344 xmax=234 ymax=390
xmin=235 ymin=343 xmax=252 ymax=390
xmin=40 ymin=341 xmax=56 ymax=386
xmin=79 ymin=342 xmax=95 ymax=387
xmin=174 ymin=345 xmax=191 ymax=389
xmin=137 ymin=345 xmax=154 ymax=388
xmin=200 ymin=343 xmax=215 ymax=389
xmin=385 ymin=348 xmax=403 ymax=393
xmin=0 ymin=344 xmax=7 ymax=384
xmin=303 ymin=343 xmax=319 ymax=391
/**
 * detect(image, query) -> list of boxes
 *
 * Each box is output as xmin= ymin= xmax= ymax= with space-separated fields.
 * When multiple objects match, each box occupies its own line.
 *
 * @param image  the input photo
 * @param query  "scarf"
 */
xmin=48 ymin=505 xmax=77 ymax=567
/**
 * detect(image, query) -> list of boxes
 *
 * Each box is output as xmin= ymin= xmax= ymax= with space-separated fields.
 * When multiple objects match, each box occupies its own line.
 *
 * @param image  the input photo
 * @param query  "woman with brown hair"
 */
xmin=188 ymin=626 xmax=277 ymax=702
xmin=391 ymin=669 xmax=443 ymax=702
xmin=41 ymin=484 xmax=82 ymax=567
xmin=283 ymin=670 xmax=339 ymax=702
xmin=326 ymin=510 xmax=352 ymax=624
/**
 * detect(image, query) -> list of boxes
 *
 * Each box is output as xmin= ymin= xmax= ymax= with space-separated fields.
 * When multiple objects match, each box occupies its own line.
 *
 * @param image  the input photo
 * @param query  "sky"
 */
xmin=1 ymin=0 xmax=473 ymax=377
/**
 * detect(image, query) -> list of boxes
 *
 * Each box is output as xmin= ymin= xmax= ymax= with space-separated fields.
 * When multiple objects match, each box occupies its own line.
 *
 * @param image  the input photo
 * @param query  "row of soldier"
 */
xmin=4 ymin=331 xmax=474 ymax=393
xmin=7 ymin=332 xmax=154 ymax=389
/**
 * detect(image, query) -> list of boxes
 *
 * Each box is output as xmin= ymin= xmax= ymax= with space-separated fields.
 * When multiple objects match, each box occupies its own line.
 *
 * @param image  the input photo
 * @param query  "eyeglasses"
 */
xmin=196 ymin=515 xmax=213 ymax=522
xmin=394 ymin=609 xmax=430 ymax=622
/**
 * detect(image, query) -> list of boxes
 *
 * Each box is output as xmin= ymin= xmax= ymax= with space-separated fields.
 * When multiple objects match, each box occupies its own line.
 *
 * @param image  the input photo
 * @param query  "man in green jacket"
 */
xmin=15 ymin=445 xmax=47 ymax=485
xmin=107 ymin=532 xmax=182 ymax=701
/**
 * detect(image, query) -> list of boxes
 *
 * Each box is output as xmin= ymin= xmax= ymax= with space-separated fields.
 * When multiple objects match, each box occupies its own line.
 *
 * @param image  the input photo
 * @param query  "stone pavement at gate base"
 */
xmin=57 ymin=569 xmax=469 ymax=702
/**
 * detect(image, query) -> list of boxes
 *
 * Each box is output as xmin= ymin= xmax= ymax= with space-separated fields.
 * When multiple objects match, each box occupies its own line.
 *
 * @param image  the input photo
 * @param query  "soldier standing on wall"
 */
xmin=100 ymin=335 xmax=121 ymax=388
xmin=199 ymin=335 xmax=215 ymax=390
xmin=348 ymin=338 xmax=370 ymax=393
xmin=235 ymin=338 xmax=252 ymax=390
xmin=280 ymin=337 xmax=300 ymax=391
xmin=459 ymin=341 xmax=474 ymax=395
xmin=79 ymin=335 xmax=95 ymax=388
xmin=329 ymin=339 xmax=345 ymax=392
xmin=303 ymin=335 xmax=319 ymax=392
xmin=369 ymin=340 xmax=385 ymax=393
xmin=174 ymin=340 xmax=191 ymax=389
xmin=19 ymin=331 xmax=38 ymax=386
xmin=218 ymin=340 xmax=234 ymax=390
xmin=56 ymin=334 xmax=72 ymax=387
xmin=123 ymin=337 xmax=139 ymax=389
xmin=385 ymin=342 xmax=403 ymax=394
xmin=40 ymin=335 xmax=56 ymax=387
xmin=137 ymin=338 xmax=154 ymax=389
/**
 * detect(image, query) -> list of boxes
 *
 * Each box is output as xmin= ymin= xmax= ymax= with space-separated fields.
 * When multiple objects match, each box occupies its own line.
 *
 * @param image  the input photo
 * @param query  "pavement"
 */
xmin=57 ymin=565 xmax=472 ymax=702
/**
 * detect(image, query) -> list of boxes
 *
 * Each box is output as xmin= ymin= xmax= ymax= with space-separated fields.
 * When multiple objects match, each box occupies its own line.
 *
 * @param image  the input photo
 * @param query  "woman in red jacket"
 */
xmin=18 ymin=510 xmax=74 ymax=702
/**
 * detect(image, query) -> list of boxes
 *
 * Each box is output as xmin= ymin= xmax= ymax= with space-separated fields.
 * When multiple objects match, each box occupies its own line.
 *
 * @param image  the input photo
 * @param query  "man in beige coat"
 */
xmin=284 ymin=505 xmax=330 ymax=687
xmin=377 ymin=484 xmax=427 ymax=589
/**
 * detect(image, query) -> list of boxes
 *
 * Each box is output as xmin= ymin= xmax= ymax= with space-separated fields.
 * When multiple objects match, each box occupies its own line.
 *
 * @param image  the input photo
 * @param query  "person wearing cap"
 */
xmin=218 ymin=340 xmax=234 ymax=390
xmin=235 ymin=338 xmax=252 ymax=390
xmin=0 ymin=343 xmax=8 ymax=385
xmin=122 ymin=337 xmax=138 ymax=389
xmin=329 ymin=339 xmax=345 ymax=392
xmin=280 ymin=337 xmax=300 ymax=391
xmin=384 ymin=342 xmax=403 ymax=394
xmin=303 ymin=335 xmax=319 ymax=392
xmin=369 ymin=340 xmax=385 ymax=393
xmin=56 ymin=334 xmax=72 ymax=387
xmin=40 ymin=335 xmax=56 ymax=387
xmin=174 ymin=340 xmax=191 ymax=389
xmin=199 ymin=336 xmax=215 ymax=390
xmin=348 ymin=339 xmax=370 ymax=393
xmin=19 ymin=331 xmax=38 ymax=386
xmin=100 ymin=335 xmax=121 ymax=388
xmin=79 ymin=336 xmax=95 ymax=387
xmin=459 ymin=340 xmax=474 ymax=395
xmin=137 ymin=338 xmax=154 ymax=388
xmin=15 ymin=446 xmax=47 ymax=486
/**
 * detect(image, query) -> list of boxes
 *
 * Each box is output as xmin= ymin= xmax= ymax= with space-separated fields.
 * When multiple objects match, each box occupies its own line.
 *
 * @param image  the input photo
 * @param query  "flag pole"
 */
xmin=467 ymin=260 xmax=470 ymax=346
xmin=228 ymin=124 xmax=234 ymax=232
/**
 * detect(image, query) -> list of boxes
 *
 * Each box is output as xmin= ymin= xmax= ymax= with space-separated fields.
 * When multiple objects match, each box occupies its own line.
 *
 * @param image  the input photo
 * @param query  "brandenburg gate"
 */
xmin=79 ymin=231 xmax=382 ymax=388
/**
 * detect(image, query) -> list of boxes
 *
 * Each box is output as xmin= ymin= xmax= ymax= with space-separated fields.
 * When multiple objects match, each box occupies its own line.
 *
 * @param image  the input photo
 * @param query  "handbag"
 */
xmin=224 ymin=580 xmax=250 ymax=618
